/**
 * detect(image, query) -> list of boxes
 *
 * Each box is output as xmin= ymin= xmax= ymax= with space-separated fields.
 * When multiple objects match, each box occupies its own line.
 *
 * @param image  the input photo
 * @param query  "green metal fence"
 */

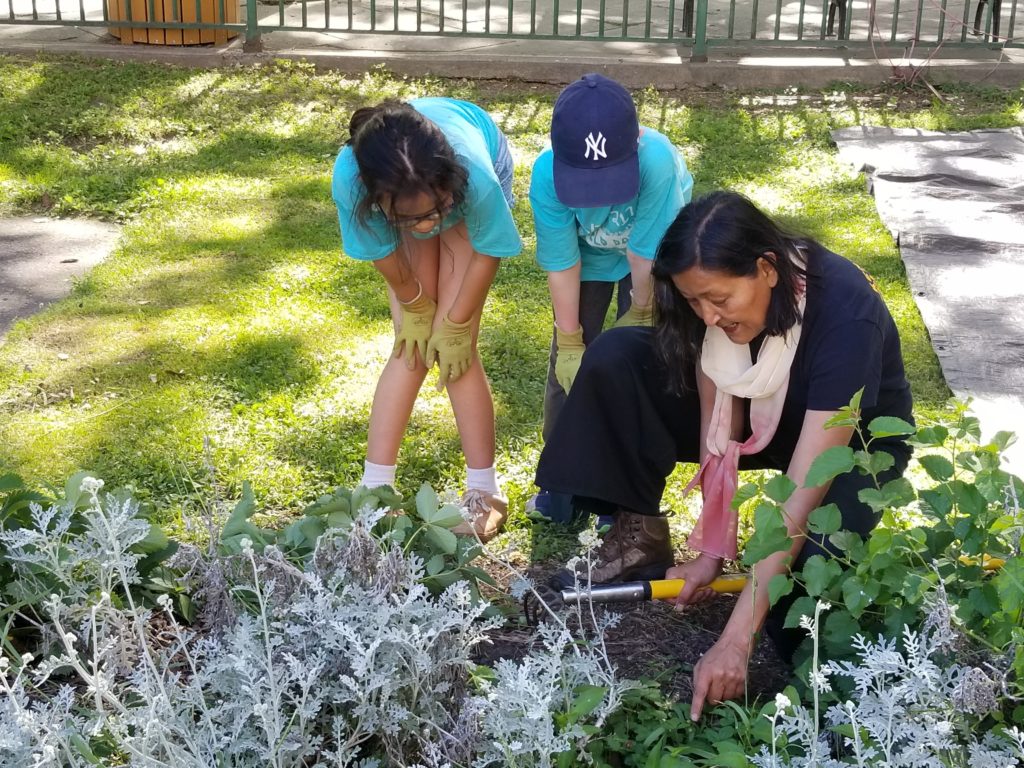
xmin=2 ymin=0 xmax=1019 ymax=59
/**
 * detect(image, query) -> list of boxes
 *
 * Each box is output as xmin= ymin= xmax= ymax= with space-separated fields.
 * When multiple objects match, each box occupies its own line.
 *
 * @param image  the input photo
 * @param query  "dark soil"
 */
xmin=473 ymin=561 xmax=792 ymax=705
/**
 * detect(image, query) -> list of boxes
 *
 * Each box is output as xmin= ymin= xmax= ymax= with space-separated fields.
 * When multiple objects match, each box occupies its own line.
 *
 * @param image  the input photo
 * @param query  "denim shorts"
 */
xmin=494 ymin=130 xmax=515 ymax=208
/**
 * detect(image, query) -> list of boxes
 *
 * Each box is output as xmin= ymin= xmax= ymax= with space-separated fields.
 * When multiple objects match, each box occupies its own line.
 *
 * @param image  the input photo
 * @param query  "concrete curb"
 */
xmin=1 ymin=34 xmax=1022 ymax=88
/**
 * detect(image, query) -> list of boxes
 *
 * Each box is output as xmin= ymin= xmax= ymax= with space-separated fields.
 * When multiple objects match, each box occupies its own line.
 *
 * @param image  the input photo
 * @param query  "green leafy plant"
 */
xmin=740 ymin=396 xmax=1024 ymax=722
xmin=218 ymin=480 xmax=497 ymax=601
xmin=0 ymin=472 xmax=183 ymax=658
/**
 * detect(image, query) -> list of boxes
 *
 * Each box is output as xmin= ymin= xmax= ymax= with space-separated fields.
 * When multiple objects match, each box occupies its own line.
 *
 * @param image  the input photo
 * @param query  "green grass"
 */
xmin=1 ymin=54 xmax=1021 ymax=542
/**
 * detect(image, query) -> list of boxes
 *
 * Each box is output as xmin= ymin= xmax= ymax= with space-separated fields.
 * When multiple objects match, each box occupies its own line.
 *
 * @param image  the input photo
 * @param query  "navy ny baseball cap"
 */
xmin=551 ymin=73 xmax=640 ymax=208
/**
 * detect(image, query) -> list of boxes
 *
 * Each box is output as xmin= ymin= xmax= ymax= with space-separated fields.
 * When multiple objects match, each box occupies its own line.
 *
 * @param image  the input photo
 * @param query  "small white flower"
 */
xmin=156 ymin=594 xmax=173 ymax=610
xmin=20 ymin=653 xmax=32 ymax=665
xmin=809 ymin=669 xmax=832 ymax=693
xmin=774 ymin=692 xmax=791 ymax=711
xmin=0 ymin=657 xmax=9 ymax=672
xmin=578 ymin=528 xmax=599 ymax=549
xmin=80 ymin=476 xmax=105 ymax=495
xmin=239 ymin=536 xmax=254 ymax=554
xmin=64 ymin=632 xmax=77 ymax=645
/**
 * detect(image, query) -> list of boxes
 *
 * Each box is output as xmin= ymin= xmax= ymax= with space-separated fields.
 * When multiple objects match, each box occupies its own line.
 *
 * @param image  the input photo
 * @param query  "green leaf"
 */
xmin=423 ymin=525 xmax=458 ymax=555
xmin=767 ymin=574 xmax=793 ymax=607
xmin=918 ymin=454 xmax=954 ymax=481
xmin=829 ymin=530 xmax=866 ymax=561
xmin=69 ymin=734 xmax=102 ymax=765
xmin=804 ymin=446 xmax=855 ymax=488
xmin=301 ymin=487 xmax=352 ymax=518
xmin=220 ymin=482 xmax=266 ymax=543
xmin=968 ymin=583 xmax=1000 ymax=618
xmin=0 ymin=473 xmax=25 ymax=493
xmin=989 ymin=430 xmax=1017 ymax=452
xmin=823 ymin=609 xmax=863 ymax=649
xmin=865 ymin=450 xmax=895 ymax=476
xmin=913 ymin=425 xmax=949 ymax=446
xmin=881 ymin=477 xmax=916 ymax=508
xmin=425 ymin=503 xmax=467 ymax=529
xmin=425 ymin=554 xmax=445 ymax=576
xmin=801 ymin=555 xmax=842 ymax=597
xmin=920 ymin=488 xmax=954 ymax=518
xmin=644 ymin=735 xmax=667 ymax=767
xmin=807 ymin=504 xmax=841 ymax=535
xmin=784 ymin=595 xmax=818 ymax=629
xmin=841 ymin=575 xmax=878 ymax=617
xmin=460 ymin=565 xmax=498 ymax=587
xmin=709 ymin=751 xmax=752 ymax=768
xmin=134 ymin=522 xmax=170 ymax=554
xmin=951 ymin=481 xmax=988 ymax=517
xmin=764 ymin=474 xmax=796 ymax=504
xmin=867 ymin=416 xmax=916 ymax=438
xmin=824 ymin=389 xmax=863 ymax=429
xmin=565 ymin=685 xmax=606 ymax=725
xmin=995 ymin=557 xmax=1024 ymax=615
xmin=326 ymin=509 xmax=353 ymax=529
xmin=741 ymin=503 xmax=791 ymax=566
xmin=414 ymin=483 xmax=439 ymax=520
xmin=352 ymin=484 xmax=402 ymax=515
xmin=731 ymin=482 xmax=760 ymax=511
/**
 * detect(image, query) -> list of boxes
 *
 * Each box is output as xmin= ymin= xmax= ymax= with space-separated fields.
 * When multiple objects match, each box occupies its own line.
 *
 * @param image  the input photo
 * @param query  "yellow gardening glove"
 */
xmin=614 ymin=299 xmax=654 ymax=328
xmin=393 ymin=290 xmax=437 ymax=370
xmin=554 ymin=326 xmax=585 ymax=393
xmin=426 ymin=315 xmax=474 ymax=387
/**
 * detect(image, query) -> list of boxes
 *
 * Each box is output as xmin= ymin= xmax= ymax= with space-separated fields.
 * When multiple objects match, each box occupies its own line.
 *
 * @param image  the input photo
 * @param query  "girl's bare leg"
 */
xmin=365 ymin=236 xmax=440 ymax=466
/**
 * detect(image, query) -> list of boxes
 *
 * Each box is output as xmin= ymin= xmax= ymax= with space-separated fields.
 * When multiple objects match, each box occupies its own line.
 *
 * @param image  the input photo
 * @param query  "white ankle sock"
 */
xmin=361 ymin=460 xmax=397 ymax=489
xmin=466 ymin=465 xmax=499 ymax=496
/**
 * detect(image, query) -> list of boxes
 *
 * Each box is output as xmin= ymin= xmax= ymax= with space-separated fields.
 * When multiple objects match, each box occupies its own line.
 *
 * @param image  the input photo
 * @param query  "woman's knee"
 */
xmin=578 ymin=327 xmax=655 ymax=379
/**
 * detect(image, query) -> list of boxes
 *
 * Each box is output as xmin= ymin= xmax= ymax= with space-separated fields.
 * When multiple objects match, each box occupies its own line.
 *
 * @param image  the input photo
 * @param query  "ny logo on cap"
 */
xmin=584 ymin=132 xmax=607 ymax=161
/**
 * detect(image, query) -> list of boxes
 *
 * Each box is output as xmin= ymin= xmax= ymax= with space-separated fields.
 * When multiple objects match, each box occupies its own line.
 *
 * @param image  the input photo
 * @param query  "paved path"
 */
xmin=0 ymin=217 xmax=120 ymax=338
xmin=1 ymin=0 xmax=1022 ymax=87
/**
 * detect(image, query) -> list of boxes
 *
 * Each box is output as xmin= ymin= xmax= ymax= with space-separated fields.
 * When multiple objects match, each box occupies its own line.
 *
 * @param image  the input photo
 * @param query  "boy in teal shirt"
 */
xmin=528 ymin=73 xmax=693 ymax=521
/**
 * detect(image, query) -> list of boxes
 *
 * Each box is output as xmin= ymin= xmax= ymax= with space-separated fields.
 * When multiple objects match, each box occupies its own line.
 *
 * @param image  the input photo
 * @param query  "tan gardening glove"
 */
xmin=613 ymin=294 xmax=654 ymax=328
xmin=427 ymin=315 xmax=474 ymax=387
xmin=393 ymin=289 xmax=437 ymax=370
xmin=554 ymin=326 xmax=585 ymax=393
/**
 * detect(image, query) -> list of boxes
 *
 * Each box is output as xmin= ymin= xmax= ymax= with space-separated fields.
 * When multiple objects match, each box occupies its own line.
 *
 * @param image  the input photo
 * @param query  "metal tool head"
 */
xmin=522 ymin=583 xmax=565 ymax=626
xmin=559 ymin=581 xmax=650 ymax=605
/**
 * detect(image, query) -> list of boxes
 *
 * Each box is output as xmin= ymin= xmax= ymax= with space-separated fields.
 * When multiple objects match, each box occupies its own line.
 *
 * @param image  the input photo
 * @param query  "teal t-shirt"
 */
xmin=529 ymin=127 xmax=693 ymax=282
xmin=333 ymin=97 xmax=522 ymax=261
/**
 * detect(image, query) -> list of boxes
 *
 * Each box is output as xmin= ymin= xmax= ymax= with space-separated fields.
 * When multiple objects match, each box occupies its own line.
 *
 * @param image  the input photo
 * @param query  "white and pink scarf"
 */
xmin=685 ymin=277 xmax=806 ymax=560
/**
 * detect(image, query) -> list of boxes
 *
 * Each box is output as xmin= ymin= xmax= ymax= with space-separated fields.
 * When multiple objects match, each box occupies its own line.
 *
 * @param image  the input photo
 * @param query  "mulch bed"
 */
xmin=474 ymin=561 xmax=791 ymax=704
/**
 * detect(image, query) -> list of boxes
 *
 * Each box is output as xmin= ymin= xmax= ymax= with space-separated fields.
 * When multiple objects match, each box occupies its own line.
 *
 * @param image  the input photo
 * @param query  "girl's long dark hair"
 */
xmin=347 ymin=100 xmax=469 ymax=228
xmin=652 ymin=191 xmax=812 ymax=392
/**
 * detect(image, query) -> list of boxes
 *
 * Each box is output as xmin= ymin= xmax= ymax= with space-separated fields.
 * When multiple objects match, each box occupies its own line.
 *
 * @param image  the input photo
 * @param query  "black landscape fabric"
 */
xmin=831 ymin=126 xmax=1024 ymax=466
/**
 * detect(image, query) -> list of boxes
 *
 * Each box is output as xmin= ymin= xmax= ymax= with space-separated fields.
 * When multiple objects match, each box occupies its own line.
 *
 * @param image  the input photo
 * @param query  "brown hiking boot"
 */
xmin=452 ymin=489 xmax=508 ymax=543
xmin=549 ymin=510 xmax=673 ymax=591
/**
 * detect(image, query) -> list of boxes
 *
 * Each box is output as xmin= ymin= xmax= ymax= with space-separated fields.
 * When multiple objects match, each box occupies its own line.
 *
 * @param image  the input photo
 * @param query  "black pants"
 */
xmin=535 ymin=327 xmax=908 ymax=660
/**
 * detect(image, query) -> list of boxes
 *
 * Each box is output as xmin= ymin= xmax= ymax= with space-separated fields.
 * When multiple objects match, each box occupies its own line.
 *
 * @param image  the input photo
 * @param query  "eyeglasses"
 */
xmin=387 ymin=201 xmax=455 ymax=231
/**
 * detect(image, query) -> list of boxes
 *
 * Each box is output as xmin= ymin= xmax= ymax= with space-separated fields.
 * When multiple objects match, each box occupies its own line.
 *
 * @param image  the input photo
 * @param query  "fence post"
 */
xmin=690 ymin=0 xmax=708 ymax=60
xmin=243 ymin=0 xmax=262 ymax=50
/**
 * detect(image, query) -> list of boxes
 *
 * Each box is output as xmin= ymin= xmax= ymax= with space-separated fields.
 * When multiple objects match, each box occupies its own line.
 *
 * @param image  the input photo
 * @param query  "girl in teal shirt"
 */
xmin=333 ymin=98 xmax=521 ymax=541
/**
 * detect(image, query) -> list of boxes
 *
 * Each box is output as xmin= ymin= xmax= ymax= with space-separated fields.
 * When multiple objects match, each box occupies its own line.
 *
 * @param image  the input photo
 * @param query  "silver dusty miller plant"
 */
xmin=0 ymin=478 xmax=627 ymax=767
xmin=751 ymin=599 xmax=1024 ymax=768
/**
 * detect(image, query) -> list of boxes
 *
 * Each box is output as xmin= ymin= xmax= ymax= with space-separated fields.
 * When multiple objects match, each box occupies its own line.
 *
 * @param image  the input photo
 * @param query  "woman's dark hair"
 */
xmin=651 ymin=191 xmax=812 ymax=390
xmin=347 ymin=100 xmax=469 ymax=229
